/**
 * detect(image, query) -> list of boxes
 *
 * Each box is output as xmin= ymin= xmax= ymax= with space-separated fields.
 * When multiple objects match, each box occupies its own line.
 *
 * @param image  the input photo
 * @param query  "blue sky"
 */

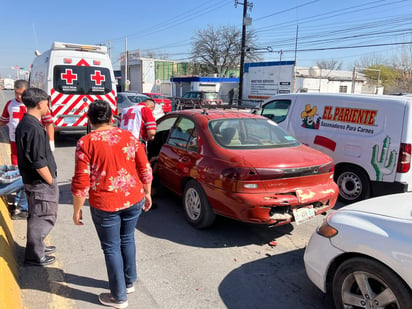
xmin=1 ymin=0 xmax=411 ymax=78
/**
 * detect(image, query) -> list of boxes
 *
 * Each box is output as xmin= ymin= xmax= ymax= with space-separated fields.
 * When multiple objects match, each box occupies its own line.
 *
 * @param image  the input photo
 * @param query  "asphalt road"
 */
xmin=1 ymin=89 xmax=340 ymax=308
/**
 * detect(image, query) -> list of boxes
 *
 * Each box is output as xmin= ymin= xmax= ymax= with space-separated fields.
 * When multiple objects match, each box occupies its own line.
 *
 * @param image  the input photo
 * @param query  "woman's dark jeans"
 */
xmin=91 ymin=199 xmax=144 ymax=301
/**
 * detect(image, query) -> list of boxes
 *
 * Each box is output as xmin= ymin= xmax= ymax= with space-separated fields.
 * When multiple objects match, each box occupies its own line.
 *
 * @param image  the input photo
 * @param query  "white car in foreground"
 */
xmin=304 ymin=193 xmax=412 ymax=308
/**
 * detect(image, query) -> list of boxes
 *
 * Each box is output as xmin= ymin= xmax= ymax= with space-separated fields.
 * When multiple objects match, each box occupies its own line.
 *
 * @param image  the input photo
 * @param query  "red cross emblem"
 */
xmin=61 ymin=69 xmax=78 ymax=85
xmin=121 ymin=108 xmax=136 ymax=126
xmin=13 ymin=106 xmax=26 ymax=121
xmin=91 ymin=70 xmax=105 ymax=86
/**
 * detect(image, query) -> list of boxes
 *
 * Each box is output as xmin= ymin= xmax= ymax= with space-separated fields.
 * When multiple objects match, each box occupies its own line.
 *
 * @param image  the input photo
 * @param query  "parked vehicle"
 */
xmin=29 ymin=41 xmax=117 ymax=132
xmin=2 ymin=78 xmax=14 ymax=90
xmin=117 ymin=92 xmax=164 ymax=120
xmin=258 ymin=93 xmax=412 ymax=204
xmin=142 ymin=92 xmax=172 ymax=113
xmin=147 ymin=109 xmax=338 ymax=228
xmin=176 ymin=91 xmax=223 ymax=109
xmin=304 ymin=192 xmax=412 ymax=308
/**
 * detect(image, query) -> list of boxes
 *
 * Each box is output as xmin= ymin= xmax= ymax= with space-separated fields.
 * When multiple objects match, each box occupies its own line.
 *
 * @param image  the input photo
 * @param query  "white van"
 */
xmin=29 ymin=42 xmax=117 ymax=131
xmin=258 ymin=93 xmax=412 ymax=203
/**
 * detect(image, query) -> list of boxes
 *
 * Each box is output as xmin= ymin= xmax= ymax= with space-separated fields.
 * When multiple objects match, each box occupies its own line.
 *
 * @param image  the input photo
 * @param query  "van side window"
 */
xmin=260 ymin=100 xmax=291 ymax=123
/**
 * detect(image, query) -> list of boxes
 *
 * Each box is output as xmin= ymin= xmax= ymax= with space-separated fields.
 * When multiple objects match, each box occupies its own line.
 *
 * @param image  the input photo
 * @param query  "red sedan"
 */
xmin=142 ymin=92 xmax=172 ymax=113
xmin=148 ymin=109 xmax=338 ymax=228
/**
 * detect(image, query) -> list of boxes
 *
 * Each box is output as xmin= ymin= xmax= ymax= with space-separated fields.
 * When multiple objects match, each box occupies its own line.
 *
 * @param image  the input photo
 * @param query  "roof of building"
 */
xmin=295 ymin=66 xmax=367 ymax=81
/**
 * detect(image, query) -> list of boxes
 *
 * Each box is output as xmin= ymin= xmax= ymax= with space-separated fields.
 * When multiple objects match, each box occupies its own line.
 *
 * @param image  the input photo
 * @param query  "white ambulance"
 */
xmin=258 ymin=93 xmax=412 ymax=203
xmin=29 ymin=42 xmax=117 ymax=131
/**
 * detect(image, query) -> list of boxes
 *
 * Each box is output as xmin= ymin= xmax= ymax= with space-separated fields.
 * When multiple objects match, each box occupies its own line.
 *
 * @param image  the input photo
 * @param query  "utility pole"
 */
xmin=125 ymin=37 xmax=129 ymax=92
xmin=293 ymin=25 xmax=299 ymax=93
xmin=235 ymin=0 xmax=253 ymax=106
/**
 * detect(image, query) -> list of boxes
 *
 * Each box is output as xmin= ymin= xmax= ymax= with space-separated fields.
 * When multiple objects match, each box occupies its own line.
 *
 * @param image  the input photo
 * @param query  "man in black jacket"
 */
xmin=16 ymin=88 xmax=58 ymax=266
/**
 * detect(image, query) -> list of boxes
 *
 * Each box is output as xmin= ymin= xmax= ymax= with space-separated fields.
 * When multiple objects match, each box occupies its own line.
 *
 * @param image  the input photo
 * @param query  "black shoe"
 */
xmin=11 ymin=210 xmax=28 ymax=220
xmin=25 ymin=255 xmax=56 ymax=266
xmin=45 ymin=246 xmax=56 ymax=254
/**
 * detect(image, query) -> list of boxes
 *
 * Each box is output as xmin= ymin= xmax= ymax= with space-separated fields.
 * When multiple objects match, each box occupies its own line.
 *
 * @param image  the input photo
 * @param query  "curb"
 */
xmin=0 ymin=196 xmax=22 ymax=309
xmin=0 ymin=127 xmax=22 ymax=309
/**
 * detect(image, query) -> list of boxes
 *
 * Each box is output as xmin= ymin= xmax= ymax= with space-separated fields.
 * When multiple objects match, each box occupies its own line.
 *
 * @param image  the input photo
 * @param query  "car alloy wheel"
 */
xmin=332 ymin=257 xmax=412 ymax=309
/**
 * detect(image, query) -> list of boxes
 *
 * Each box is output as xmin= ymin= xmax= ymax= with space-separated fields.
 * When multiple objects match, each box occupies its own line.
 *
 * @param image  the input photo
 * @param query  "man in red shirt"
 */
xmin=119 ymin=98 xmax=157 ymax=143
xmin=0 ymin=80 xmax=55 ymax=165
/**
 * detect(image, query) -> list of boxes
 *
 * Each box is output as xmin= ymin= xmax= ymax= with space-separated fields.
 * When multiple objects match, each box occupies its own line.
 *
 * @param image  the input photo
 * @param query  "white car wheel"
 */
xmin=333 ymin=257 xmax=412 ymax=309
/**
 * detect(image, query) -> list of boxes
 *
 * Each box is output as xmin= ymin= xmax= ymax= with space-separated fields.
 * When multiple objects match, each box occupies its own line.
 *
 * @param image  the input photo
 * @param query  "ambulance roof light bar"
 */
xmin=51 ymin=42 xmax=108 ymax=54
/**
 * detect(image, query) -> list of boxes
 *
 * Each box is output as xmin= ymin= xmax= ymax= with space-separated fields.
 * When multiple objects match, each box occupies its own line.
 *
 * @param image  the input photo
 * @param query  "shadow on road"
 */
xmin=218 ymin=249 xmax=334 ymax=309
xmin=137 ymin=192 xmax=295 ymax=249
xmin=14 ymin=240 xmax=105 ymax=306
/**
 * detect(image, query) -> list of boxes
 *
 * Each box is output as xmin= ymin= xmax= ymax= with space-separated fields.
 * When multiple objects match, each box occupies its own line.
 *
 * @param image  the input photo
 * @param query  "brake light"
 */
xmin=222 ymin=167 xmax=259 ymax=180
xmin=93 ymin=60 xmax=101 ymax=65
xmin=318 ymin=162 xmax=334 ymax=174
xmin=397 ymin=143 xmax=411 ymax=173
xmin=64 ymin=58 xmax=72 ymax=64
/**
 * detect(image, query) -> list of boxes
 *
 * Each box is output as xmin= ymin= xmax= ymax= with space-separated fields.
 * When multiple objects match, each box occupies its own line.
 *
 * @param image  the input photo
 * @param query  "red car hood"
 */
xmin=220 ymin=145 xmax=331 ymax=168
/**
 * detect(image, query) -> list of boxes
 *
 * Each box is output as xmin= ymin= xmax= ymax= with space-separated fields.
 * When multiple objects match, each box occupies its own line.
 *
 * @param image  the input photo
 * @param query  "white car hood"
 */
xmin=339 ymin=192 xmax=412 ymax=220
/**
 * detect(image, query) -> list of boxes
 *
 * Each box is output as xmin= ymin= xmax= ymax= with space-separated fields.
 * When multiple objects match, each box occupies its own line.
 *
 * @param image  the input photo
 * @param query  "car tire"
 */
xmin=335 ymin=165 xmax=370 ymax=204
xmin=332 ymin=257 xmax=412 ymax=309
xmin=183 ymin=180 xmax=215 ymax=229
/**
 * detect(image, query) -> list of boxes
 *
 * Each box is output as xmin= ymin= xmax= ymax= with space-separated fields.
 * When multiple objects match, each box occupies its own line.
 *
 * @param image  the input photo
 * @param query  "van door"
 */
xmin=51 ymin=64 xmax=116 ymax=129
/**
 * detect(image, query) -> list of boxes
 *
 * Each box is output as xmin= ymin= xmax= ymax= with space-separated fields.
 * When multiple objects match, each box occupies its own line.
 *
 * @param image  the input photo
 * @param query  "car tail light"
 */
xmin=93 ymin=60 xmax=101 ymax=65
xmin=222 ymin=167 xmax=260 ymax=180
xmin=63 ymin=58 xmax=72 ymax=64
xmin=254 ymin=168 xmax=285 ymax=180
xmin=318 ymin=162 xmax=334 ymax=174
xmin=317 ymin=218 xmax=338 ymax=238
xmin=397 ymin=143 xmax=411 ymax=173
xmin=221 ymin=167 xmax=261 ymax=191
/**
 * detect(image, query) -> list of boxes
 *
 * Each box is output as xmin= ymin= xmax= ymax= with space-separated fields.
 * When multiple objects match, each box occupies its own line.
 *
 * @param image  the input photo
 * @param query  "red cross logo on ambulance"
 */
xmin=91 ymin=70 xmax=105 ymax=86
xmin=61 ymin=69 xmax=78 ymax=85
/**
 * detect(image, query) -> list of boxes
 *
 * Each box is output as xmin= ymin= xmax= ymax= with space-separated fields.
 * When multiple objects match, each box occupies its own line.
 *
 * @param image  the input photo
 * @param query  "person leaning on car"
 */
xmin=119 ymin=98 xmax=157 ymax=146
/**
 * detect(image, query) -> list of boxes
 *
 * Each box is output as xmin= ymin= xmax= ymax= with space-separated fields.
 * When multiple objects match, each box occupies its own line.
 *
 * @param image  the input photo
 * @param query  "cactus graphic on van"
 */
xmin=371 ymin=136 xmax=397 ymax=181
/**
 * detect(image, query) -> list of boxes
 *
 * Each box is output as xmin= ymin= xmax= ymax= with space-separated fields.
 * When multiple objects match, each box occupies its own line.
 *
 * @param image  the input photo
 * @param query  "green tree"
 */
xmin=191 ymin=25 xmax=261 ymax=77
xmin=361 ymin=65 xmax=401 ymax=94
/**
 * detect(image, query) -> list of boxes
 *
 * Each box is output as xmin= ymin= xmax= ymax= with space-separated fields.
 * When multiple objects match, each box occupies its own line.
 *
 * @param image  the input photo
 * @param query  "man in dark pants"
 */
xmin=15 ymin=88 xmax=58 ymax=266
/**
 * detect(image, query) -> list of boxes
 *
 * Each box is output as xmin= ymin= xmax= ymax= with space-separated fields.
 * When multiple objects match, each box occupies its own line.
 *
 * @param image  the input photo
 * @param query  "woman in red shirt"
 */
xmin=72 ymin=100 xmax=152 ymax=309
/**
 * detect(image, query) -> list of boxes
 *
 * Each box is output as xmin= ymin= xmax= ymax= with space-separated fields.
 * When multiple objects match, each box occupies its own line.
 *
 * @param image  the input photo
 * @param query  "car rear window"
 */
xmin=205 ymin=92 xmax=220 ymax=100
xmin=53 ymin=65 xmax=113 ymax=95
xmin=128 ymin=95 xmax=149 ymax=103
xmin=209 ymin=118 xmax=299 ymax=149
xmin=149 ymin=94 xmax=167 ymax=99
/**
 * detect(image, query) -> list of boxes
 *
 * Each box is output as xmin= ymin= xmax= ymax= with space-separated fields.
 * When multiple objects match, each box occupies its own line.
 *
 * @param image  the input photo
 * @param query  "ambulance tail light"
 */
xmin=64 ymin=58 xmax=72 ymax=64
xmin=93 ymin=60 xmax=101 ymax=65
xmin=397 ymin=143 xmax=411 ymax=173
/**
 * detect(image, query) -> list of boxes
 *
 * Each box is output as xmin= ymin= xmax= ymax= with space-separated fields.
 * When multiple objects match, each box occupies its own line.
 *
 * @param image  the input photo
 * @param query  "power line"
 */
xmin=254 ymin=0 xmax=320 ymax=21
xmin=255 ymin=41 xmax=412 ymax=54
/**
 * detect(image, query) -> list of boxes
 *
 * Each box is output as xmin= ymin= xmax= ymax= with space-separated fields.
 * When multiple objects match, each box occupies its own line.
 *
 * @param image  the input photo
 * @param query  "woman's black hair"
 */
xmin=87 ymin=100 xmax=112 ymax=125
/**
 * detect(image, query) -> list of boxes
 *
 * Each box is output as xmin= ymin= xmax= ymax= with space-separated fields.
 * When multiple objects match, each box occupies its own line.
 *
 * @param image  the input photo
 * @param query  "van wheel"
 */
xmin=335 ymin=166 xmax=370 ymax=204
xmin=183 ymin=180 xmax=215 ymax=229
